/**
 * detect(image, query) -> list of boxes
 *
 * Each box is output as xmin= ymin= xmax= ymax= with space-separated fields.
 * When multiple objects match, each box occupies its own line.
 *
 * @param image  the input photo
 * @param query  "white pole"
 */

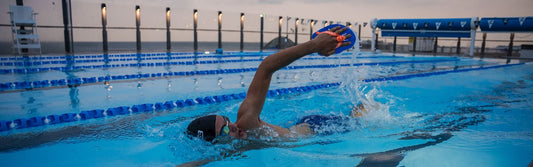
xmin=469 ymin=17 xmax=479 ymax=57
xmin=469 ymin=30 xmax=476 ymax=57
xmin=370 ymin=18 xmax=378 ymax=52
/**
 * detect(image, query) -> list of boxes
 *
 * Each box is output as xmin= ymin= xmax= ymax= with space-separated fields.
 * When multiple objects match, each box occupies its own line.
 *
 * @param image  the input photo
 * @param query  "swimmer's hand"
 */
xmin=350 ymin=103 xmax=368 ymax=118
xmin=309 ymin=26 xmax=352 ymax=56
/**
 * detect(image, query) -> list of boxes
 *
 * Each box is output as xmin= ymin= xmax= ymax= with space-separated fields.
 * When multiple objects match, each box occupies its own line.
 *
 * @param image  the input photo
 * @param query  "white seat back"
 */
xmin=9 ymin=5 xmax=35 ymax=22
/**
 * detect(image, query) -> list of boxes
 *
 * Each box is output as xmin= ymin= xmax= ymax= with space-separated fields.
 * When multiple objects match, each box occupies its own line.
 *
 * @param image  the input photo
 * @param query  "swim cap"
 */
xmin=187 ymin=115 xmax=218 ymax=141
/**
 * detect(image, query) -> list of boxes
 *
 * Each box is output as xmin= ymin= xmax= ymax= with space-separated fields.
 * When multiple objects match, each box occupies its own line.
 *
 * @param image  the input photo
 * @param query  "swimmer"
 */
xmin=186 ymin=26 xmax=355 ymax=142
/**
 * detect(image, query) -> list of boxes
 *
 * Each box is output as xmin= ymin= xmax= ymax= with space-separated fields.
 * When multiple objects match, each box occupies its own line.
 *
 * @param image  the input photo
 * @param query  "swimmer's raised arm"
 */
xmin=235 ymin=26 xmax=352 ymax=130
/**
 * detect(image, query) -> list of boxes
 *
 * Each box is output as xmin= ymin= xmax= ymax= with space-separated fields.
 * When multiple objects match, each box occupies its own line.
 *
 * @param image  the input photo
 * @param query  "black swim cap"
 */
xmin=186 ymin=115 xmax=218 ymax=141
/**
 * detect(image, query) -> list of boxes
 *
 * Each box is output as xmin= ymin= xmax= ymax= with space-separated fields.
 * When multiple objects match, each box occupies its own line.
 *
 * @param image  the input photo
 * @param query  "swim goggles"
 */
xmin=219 ymin=116 xmax=230 ymax=136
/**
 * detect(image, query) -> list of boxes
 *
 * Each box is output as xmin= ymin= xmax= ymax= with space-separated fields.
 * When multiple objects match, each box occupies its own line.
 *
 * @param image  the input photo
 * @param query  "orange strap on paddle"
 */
xmin=315 ymin=31 xmax=346 ymax=48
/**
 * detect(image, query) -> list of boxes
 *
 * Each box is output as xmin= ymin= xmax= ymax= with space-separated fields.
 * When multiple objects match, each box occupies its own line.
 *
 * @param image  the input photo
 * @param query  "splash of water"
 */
xmin=339 ymin=43 xmax=396 ymax=127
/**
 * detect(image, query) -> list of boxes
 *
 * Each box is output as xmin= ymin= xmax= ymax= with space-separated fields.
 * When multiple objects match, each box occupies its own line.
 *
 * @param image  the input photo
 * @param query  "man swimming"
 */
xmin=186 ymin=26 xmax=358 ymax=142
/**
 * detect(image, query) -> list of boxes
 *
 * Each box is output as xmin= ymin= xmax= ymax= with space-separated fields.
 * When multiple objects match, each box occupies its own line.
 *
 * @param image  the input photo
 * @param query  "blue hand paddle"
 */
xmin=311 ymin=24 xmax=356 ymax=54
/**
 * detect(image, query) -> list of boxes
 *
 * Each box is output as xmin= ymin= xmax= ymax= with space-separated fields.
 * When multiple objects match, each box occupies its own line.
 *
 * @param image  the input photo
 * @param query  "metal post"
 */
xmin=260 ymin=14 xmax=264 ymax=52
xmin=456 ymin=37 xmax=461 ymax=55
xmin=433 ymin=37 xmax=438 ymax=55
xmin=393 ymin=36 xmax=397 ymax=53
xmin=69 ymin=0 xmax=73 ymax=53
xmin=193 ymin=9 xmax=198 ymax=52
xmin=481 ymin=33 xmax=487 ymax=58
xmin=166 ymin=7 xmax=171 ymax=51
xmin=135 ymin=5 xmax=141 ymax=52
xmin=507 ymin=33 xmax=515 ymax=58
xmin=413 ymin=37 xmax=417 ymax=53
xmin=62 ymin=0 xmax=71 ymax=53
xmin=375 ymin=31 xmax=379 ymax=50
xmin=240 ymin=13 xmax=244 ymax=52
xmin=278 ymin=16 xmax=282 ymax=49
xmin=295 ymin=18 xmax=298 ymax=45
xmin=358 ymin=24 xmax=362 ymax=41
xmin=310 ymin=20 xmax=314 ymax=40
xmin=217 ymin=11 xmax=222 ymax=49
xmin=101 ymin=4 xmax=108 ymax=53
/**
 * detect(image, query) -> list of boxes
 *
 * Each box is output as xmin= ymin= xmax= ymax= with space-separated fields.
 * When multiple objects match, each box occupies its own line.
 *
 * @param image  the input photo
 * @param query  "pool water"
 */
xmin=0 ymin=52 xmax=531 ymax=167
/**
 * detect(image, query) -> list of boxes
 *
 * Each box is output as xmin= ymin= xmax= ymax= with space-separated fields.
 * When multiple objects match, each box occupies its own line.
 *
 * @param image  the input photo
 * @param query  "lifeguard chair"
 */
xmin=8 ymin=5 xmax=41 ymax=55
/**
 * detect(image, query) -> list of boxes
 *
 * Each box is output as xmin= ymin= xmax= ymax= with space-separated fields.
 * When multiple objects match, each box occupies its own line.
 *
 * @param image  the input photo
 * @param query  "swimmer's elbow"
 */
xmin=258 ymin=56 xmax=282 ymax=75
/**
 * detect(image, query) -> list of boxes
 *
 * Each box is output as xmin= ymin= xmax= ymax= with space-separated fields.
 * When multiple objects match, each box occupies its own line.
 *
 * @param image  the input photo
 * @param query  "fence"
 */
xmin=1 ymin=0 xmax=364 ymax=55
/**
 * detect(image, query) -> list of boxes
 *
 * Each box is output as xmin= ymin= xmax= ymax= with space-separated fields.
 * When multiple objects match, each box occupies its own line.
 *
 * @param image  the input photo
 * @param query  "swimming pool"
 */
xmin=0 ymin=51 xmax=531 ymax=166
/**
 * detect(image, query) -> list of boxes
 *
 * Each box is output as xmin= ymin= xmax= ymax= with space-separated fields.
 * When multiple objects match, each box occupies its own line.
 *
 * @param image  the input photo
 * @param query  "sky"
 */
xmin=179 ymin=0 xmax=533 ymax=23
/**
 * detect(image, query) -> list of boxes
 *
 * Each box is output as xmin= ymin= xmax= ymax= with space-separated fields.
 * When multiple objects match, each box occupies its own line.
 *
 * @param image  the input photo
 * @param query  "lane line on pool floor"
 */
xmin=0 ymin=59 xmax=460 ymax=92
xmin=0 ymin=62 xmax=523 ymax=133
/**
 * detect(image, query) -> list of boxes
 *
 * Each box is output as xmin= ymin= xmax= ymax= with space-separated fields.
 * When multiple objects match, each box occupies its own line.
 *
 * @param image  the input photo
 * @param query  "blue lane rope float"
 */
xmin=0 ymin=51 xmax=352 ymax=65
xmin=0 ymin=53 xmax=275 ymax=66
xmin=312 ymin=24 xmax=357 ymax=54
xmin=0 ymin=54 xmax=398 ymax=67
xmin=0 ymin=59 xmax=459 ymax=92
xmin=0 ymin=56 xmax=357 ymax=69
xmin=0 ymin=56 xmax=359 ymax=73
xmin=0 ymin=51 xmax=367 ymax=64
xmin=0 ymin=51 xmax=276 ymax=62
xmin=0 ymin=54 xmax=407 ymax=69
xmin=0 ymin=53 xmax=408 ymax=72
xmin=0 ymin=63 xmax=523 ymax=132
